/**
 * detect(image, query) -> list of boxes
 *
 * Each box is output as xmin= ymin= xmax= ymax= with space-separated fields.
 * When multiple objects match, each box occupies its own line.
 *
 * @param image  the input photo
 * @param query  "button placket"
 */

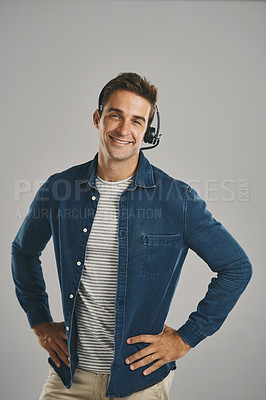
xmin=119 ymin=265 xmax=125 ymax=273
xmin=113 ymin=196 xmax=128 ymax=361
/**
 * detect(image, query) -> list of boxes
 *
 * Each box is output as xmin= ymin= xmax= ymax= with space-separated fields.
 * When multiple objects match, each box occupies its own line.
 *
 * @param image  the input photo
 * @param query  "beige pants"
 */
xmin=39 ymin=366 xmax=175 ymax=400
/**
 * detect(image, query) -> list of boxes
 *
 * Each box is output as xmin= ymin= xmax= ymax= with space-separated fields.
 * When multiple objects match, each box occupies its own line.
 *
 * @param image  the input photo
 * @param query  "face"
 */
xmin=93 ymin=90 xmax=151 ymax=163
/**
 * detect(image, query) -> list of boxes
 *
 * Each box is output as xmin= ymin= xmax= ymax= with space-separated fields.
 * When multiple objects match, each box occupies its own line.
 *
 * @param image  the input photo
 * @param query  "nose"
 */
xmin=118 ymin=119 xmax=131 ymax=136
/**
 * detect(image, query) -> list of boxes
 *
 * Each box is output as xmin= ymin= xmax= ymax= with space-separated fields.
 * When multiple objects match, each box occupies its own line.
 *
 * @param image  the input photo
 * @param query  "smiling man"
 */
xmin=11 ymin=72 xmax=252 ymax=400
xmin=94 ymin=89 xmax=151 ymax=180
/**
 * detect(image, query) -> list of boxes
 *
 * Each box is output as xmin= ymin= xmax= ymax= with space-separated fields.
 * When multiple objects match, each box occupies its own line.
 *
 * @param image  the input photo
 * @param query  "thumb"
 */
xmin=162 ymin=324 xmax=170 ymax=333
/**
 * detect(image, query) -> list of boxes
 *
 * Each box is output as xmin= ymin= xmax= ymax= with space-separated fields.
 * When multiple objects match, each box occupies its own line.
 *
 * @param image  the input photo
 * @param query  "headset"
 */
xmin=98 ymin=87 xmax=162 ymax=150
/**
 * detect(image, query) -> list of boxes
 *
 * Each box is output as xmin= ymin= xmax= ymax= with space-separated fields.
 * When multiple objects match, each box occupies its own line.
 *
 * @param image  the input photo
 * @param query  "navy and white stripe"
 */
xmin=75 ymin=173 xmax=134 ymax=373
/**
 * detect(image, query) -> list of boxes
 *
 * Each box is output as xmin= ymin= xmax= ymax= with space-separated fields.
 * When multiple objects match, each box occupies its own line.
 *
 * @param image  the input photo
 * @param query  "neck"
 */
xmin=97 ymin=151 xmax=139 ymax=182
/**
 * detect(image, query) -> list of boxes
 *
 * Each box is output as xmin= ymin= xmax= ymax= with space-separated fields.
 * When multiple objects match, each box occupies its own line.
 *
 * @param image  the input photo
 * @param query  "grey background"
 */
xmin=1 ymin=1 xmax=265 ymax=399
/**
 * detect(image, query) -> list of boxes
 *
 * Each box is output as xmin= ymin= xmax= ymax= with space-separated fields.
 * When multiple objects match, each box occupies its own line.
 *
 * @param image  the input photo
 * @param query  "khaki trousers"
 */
xmin=39 ymin=366 xmax=175 ymax=400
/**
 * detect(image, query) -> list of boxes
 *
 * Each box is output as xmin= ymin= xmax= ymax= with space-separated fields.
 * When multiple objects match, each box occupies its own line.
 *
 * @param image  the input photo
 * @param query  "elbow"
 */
xmin=216 ymin=258 xmax=253 ymax=296
xmin=11 ymin=240 xmax=20 ymax=257
xmin=233 ymin=259 xmax=253 ymax=294
xmin=244 ymin=259 xmax=253 ymax=286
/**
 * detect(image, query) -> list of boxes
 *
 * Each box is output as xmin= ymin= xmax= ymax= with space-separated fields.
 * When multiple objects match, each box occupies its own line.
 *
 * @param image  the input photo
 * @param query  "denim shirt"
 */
xmin=11 ymin=150 xmax=252 ymax=398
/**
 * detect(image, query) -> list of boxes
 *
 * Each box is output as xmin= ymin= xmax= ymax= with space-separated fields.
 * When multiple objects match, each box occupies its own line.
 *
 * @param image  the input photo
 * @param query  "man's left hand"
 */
xmin=125 ymin=324 xmax=191 ymax=376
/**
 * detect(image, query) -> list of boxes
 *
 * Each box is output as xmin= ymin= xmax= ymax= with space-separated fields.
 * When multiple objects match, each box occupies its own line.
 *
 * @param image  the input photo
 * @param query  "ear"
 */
xmin=93 ymin=109 xmax=100 ymax=129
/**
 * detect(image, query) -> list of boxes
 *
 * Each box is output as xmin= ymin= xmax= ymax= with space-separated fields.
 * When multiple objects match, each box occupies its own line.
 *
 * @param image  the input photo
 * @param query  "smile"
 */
xmin=110 ymin=136 xmax=132 ymax=144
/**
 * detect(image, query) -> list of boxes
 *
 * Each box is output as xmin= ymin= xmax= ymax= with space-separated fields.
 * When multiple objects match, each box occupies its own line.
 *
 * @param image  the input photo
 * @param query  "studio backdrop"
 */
xmin=1 ymin=1 xmax=265 ymax=399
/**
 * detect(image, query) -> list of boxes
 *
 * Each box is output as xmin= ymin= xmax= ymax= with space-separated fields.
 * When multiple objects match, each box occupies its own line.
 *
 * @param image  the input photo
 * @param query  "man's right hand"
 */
xmin=32 ymin=321 xmax=70 ymax=368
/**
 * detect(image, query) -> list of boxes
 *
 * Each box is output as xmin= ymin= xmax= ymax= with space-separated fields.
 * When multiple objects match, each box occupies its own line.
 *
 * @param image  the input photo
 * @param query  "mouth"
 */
xmin=109 ymin=136 xmax=133 ymax=145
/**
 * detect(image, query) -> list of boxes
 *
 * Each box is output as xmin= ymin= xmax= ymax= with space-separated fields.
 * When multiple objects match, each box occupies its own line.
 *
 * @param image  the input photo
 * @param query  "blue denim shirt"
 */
xmin=11 ymin=150 xmax=252 ymax=398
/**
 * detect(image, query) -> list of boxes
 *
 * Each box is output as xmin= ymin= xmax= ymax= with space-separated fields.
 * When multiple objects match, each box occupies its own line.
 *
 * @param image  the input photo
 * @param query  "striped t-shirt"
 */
xmin=75 ymin=172 xmax=134 ymax=373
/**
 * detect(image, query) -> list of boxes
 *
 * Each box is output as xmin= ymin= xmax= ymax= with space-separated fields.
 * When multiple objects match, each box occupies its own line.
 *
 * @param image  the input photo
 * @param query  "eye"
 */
xmin=133 ymin=120 xmax=142 ymax=126
xmin=110 ymin=113 xmax=120 ymax=119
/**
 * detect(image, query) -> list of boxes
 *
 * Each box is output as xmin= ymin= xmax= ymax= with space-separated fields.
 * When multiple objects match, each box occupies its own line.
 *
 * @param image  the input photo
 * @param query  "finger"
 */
xmin=53 ymin=343 xmax=70 ymax=367
xmin=48 ymin=349 xmax=61 ymax=368
xmin=59 ymin=326 xmax=67 ymax=340
xmin=50 ymin=346 xmax=69 ymax=367
xmin=57 ymin=339 xmax=70 ymax=358
xmin=143 ymin=360 xmax=165 ymax=376
xmin=129 ymin=354 xmax=157 ymax=371
xmin=127 ymin=334 xmax=157 ymax=345
xmin=125 ymin=346 xmax=152 ymax=364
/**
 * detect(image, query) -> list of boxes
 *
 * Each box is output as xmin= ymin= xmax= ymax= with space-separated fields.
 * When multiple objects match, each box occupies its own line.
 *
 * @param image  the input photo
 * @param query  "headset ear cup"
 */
xmin=143 ymin=127 xmax=151 ymax=143
xmin=144 ymin=127 xmax=156 ymax=144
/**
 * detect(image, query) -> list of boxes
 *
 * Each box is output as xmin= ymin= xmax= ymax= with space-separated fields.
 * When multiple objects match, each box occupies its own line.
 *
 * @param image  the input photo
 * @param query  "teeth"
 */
xmin=111 ymin=137 xmax=131 ymax=144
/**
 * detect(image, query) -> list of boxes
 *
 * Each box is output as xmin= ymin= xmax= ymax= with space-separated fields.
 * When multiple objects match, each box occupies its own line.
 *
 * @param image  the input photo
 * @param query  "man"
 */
xmin=11 ymin=72 xmax=252 ymax=399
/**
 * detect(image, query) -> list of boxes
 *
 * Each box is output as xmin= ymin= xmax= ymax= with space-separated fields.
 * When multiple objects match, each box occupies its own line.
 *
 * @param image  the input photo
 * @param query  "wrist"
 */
xmin=176 ymin=331 xmax=192 ymax=350
xmin=32 ymin=321 xmax=52 ymax=334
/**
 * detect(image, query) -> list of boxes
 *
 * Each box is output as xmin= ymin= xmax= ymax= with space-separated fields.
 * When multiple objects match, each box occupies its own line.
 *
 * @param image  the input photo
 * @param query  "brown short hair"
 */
xmin=98 ymin=72 xmax=158 ymax=124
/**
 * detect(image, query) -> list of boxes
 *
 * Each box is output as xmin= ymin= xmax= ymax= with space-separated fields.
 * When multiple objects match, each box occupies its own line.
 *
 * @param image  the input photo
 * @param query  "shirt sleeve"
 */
xmin=11 ymin=175 xmax=55 ymax=328
xmin=177 ymin=185 xmax=252 ymax=347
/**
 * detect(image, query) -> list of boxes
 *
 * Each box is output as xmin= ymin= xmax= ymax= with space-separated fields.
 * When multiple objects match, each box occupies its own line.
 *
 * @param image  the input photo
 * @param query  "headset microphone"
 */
xmin=98 ymin=88 xmax=162 ymax=150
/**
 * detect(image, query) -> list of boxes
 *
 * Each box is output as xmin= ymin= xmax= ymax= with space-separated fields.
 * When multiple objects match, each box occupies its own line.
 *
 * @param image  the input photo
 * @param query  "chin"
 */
xmin=109 ymin=150 xmax=137 ymax=161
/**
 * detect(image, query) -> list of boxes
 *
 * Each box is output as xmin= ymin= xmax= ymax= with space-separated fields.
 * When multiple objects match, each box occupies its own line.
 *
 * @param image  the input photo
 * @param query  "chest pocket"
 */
xmin=140 ymin=234 xmax=180 ymax=278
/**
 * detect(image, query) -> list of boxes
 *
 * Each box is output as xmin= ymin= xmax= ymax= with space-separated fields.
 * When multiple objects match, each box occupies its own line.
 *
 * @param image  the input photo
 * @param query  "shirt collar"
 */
xmin=79 ymin=150 xmax=155 ymax=191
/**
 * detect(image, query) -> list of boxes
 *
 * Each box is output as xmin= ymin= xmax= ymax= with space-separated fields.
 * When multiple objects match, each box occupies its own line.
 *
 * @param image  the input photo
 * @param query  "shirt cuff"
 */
xmin=177 ymin=319 xmax=207 ymax=348
xmin=27 ymin=306 xmax=53 ymax=328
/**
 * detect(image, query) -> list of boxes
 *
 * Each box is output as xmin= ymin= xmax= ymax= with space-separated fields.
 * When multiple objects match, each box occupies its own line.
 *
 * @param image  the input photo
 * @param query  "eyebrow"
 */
xmin=106 ymin=107 xmax=146 ymax=123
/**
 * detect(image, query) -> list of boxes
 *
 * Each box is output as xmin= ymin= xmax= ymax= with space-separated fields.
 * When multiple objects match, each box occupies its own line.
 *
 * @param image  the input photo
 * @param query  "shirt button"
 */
xmin=83 ymin=228 xmax=88 ymax=233
xmin=76 ymin=261 xmax=82 ymax=266
xmin=69 ymin=294 xmax=74 ymax=299
xmin=66 ymin=326 xmax=70 ymax=331
xmin=120 ymin=230 xmax=125 ymax=238
xmin=91 ymin=196 xmax=96 ymax=201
